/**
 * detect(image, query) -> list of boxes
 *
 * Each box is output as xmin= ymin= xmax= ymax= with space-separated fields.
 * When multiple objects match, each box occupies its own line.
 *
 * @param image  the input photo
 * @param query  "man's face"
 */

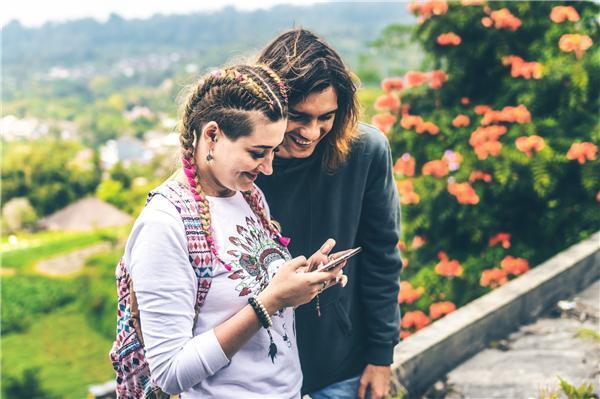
xmin=276 ymin=86 xmax=338 ymax=159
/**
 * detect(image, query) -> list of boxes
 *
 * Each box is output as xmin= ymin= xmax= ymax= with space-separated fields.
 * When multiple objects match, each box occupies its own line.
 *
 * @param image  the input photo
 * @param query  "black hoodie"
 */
xmin=257 ymin=123 xmax=402 ymax=394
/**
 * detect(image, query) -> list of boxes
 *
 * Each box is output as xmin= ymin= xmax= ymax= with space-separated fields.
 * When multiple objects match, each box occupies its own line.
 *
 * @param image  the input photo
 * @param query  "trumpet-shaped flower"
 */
xmin=448 ymin=181 xmax=480 ymax=204
xmin=429 ymin=301 xmax=457 ymax=319
xmin=501 ymin=255 xmax=529 ymax=276
xmin=550 ymin=6 xmax=580 ymax=23
xmin=489 ymin=232 xmax=511 ymax=249
xmin=480 ymin=268 xmax=507 ymax=288
xmin=394 ymin=153 xmax=416 ymax=177
xmin=372 ymin=113 xmax=397 ymax=134
xmin=566 ymin=142 xmax=597 ymax=164
xmin=398 ymin=281 xmax=425 ymax=304
xmin=435 ymin=251 xmax=464 ymax=277
xmin=437 ymin=32 xmax=462 ymax=46
xmin=559 ymin=34 xmax=593 ymax=59
xmin=515 ymin=135 xmax=545 ymax=157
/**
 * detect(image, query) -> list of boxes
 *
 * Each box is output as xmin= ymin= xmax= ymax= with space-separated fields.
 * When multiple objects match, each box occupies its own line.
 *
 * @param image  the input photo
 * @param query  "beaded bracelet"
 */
xmin=248 ymin=297 xmax=273 ymax=329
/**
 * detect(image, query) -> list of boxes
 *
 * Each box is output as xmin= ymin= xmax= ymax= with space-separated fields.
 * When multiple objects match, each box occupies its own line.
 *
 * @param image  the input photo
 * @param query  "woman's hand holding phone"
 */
xmin=305 ymin=238 xmax=351 ymax=290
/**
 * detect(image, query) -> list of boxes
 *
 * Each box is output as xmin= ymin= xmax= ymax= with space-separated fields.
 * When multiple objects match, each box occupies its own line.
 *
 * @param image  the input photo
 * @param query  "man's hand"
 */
xmin=358 ymin=364 xmax=391 ymax=399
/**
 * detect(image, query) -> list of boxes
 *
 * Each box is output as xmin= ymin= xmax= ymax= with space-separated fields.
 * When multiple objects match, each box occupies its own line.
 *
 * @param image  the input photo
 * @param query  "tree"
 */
xmin=371 ymin=1 xmax=599 ymax=333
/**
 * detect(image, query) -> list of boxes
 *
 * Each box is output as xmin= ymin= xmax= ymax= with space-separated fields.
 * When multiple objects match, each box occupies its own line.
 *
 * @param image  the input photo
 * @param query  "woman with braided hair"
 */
xmin=111 ymin=64 xmax=347 ymax=398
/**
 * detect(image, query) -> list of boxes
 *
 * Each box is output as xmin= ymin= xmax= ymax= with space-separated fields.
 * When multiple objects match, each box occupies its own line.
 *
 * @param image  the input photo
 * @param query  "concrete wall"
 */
xmin=391 ymin=232 xmax=600 ymax=398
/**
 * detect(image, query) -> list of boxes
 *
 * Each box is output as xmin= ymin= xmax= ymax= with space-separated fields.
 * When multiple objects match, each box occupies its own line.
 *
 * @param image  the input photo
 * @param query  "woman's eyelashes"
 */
xmin=249 ymin=147 xmax=278 ymax=159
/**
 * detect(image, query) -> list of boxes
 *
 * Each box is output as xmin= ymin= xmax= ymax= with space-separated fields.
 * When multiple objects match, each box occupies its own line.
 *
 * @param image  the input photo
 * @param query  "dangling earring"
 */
xmin=206 ymin=149 xmax=213 ymax=161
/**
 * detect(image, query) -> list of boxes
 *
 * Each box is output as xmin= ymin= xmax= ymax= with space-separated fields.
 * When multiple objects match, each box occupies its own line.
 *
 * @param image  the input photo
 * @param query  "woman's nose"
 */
xmin=259 ymin=155 xmax=273 ymax=175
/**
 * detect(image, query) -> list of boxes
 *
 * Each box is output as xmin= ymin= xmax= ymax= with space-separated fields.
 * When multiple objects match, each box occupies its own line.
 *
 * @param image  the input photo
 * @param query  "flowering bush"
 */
xmin=374 ymin=1 xmax=599 ymax=338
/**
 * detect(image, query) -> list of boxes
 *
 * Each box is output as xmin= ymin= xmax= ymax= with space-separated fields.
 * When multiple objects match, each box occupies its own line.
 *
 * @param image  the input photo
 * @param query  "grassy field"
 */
xmin=1 ymin=228 xmax=127 ymax=273
xmin=1 ymin=303 xmax=116 ymax=398
xmin=1 ymin=229 xmax=126 ymax=398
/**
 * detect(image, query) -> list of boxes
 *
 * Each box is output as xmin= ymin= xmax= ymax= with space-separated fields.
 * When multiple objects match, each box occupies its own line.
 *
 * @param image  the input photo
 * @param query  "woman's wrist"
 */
xmin=257 ymin=289 xmax=280 ymax=315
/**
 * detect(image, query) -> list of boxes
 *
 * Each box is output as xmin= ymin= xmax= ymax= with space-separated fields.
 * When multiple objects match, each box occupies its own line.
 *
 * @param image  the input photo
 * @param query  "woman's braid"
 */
xmin=178 ymin=65 xmax=290 ymax=269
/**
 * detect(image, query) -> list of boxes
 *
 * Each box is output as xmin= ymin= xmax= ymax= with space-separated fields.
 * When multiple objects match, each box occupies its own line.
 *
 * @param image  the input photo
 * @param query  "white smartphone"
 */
xmin=317 ymin=247 xmax=362 ymax=272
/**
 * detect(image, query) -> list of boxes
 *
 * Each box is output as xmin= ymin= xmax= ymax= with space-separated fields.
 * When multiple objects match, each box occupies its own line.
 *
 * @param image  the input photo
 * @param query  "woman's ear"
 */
xmin=201 ymin=121 xmax=220 ymax=143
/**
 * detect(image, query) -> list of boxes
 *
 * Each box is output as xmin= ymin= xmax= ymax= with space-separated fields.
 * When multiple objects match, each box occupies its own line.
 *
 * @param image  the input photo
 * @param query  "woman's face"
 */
xmin=199 ymin=112 xmax=286 ymax=196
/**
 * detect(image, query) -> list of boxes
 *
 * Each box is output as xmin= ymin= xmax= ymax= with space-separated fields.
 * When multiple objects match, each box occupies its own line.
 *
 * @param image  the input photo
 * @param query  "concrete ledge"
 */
xmin=391 ymin=231 xmax=600 ymax=398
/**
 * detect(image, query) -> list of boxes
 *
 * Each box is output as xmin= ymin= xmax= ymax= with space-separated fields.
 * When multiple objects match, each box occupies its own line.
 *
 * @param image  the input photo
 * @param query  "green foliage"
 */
xmin=382 ymin=1 xmax=600 ymax=321
xmin=2 ymin=368 xmax=51 ymax=399
xmin=80 ymin=249 xmax=123 ymax=339
xmin=1 ymin=139 xmax=101 ymax=216
xmin=0 ymin=275 xmax=79 ymax=333
xmin=576 ymin=327 xmax=600 ymax=343
xmin=558 ymin=377 xmax=596 ymax=399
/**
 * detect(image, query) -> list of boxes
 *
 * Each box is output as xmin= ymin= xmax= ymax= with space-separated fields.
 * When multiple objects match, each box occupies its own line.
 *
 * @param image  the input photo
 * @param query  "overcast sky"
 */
xmin=1 ymin=0 xmax=323 ymax=27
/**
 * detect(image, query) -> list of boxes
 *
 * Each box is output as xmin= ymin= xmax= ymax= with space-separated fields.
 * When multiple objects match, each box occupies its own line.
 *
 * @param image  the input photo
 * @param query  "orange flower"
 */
xmin=381 ymin=77 xmax=404 ymax=92
xmin=435 ymin=251 xmax=464 ymax=277
xmin=487 ymin=8 xmax=522 ymax=31
xmin=401 ymin=310 xmax=431 ymax=330
xmin=501 ymin=255 xmax=529 ymax=276
xmin=401 ymin=114 xmax=424 ymax=130
xmin=408 ymin=0 xmax=448 ymax=20
xmin=397 ymin=240 xmax=407 ymax=251
xmin=489 ymin=232 xmax=511 ymax=248
xmin=400 ymin=330 xmax=412 ymax=340
xmin=481 ymin=105 xmax=531 ymax=125
xmin=404 ymin=71 xmax=429 ymax=88
xmin=550 ymin=6 xmax=580 ymax=23
xmin=502 ymin=55 xmax=543 ymax=80
xmin=429 ymin=301 xmax=456 ymax=319
xmin=474 ymin=105 xmax=491 ymax=115
xmin=411 ymin=235 xmax=426 ymax=249
xmin=469 ymin=170 xmax=492 ymax=183
xmin=480 ymin=268 xmax=508 ymax=288
xmin=469 ymin=125 xmax=507 ymax=159
xmin=437 ymin=32 xmax=462 ymax=46
xmin=452 ymin=114 xmax=470 ymax=127
xmin=596 ymin=191 xmax=600 ymax=202
xmin=428 ymin=70 xmax=449 ymax=89
xmin=559 ymin=34 xmax=593 ymax=59
xmin=461 ymin=0 xmax=486 ymax=5
xmin=398 ymin=281 xmax=425 ymax=304
xmin=397 ymin=179 xmax=421 ymax=205
xmin=481 ymin=16 xmax=493 ymax=28
xmin=372 ymin=113 xmax=397 ymax=134
xmin=416 ymin=121 xmax=440 ymax=135
xmin=394 ymin=153 xmax=416 ymax=177
xmin=422 ymin=159 xmax=449 ymax=178
xmin=448 ymin=181 xmax=480 ymax=204
xmin=374 ymin=93 xmax=401 ymax=112
xmin=515 ymin=135 xmax=545 ymax=157
xmin=566 ymin=142 xmax=598 ymax=164
xmin=461 ymin=97 xmax=470 ymax=105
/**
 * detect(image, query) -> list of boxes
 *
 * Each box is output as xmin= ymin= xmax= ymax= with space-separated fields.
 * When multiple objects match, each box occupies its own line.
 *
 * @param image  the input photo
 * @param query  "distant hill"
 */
xmin=2 ymin=3 xmax=414 ymax=78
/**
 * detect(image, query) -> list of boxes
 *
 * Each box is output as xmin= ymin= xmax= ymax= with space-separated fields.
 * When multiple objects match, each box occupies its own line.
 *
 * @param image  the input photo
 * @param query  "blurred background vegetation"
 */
xmin=1 ymin=1 xmax=598 ymax=397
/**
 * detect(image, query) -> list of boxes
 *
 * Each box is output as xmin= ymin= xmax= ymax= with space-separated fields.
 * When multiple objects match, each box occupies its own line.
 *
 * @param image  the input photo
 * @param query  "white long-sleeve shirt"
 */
xmin=124 ymin=191 xmax=302 ymax=398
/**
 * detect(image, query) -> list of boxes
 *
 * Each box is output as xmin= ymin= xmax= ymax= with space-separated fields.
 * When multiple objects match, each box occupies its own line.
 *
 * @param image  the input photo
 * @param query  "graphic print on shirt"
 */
xmin=226 ymin=215 xmax=291 ymax=297
xmin=226 ymin=215 xmax=294 ymax=351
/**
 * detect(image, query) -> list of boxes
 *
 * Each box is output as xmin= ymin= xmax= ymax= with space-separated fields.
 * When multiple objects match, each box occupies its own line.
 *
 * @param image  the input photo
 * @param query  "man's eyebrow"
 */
xmin=289 ymin=109 xmax=338 ymax=117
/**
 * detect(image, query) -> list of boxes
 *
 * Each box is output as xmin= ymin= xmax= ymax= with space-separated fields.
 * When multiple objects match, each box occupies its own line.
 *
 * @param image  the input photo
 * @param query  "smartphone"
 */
xmin=317 ymin=247 xmax=362 ymax=272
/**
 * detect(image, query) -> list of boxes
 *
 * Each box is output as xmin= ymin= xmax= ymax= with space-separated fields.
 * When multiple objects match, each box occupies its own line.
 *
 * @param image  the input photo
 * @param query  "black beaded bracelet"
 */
xmin=248 ymin=297 xmax=273 ymax=329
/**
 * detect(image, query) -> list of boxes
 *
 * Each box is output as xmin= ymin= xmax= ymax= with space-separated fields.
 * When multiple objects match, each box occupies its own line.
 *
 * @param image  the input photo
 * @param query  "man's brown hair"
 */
xmin=257 ymin=28 xmax=359 ymax=170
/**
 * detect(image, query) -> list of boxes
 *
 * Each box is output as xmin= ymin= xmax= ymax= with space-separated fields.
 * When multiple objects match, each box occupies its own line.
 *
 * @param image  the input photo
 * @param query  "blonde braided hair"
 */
xmin=179 ymin=64 xmax=289 ymax=268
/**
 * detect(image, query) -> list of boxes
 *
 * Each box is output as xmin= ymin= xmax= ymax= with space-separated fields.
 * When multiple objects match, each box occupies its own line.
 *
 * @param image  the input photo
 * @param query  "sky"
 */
xmin=1 ymin=0 xmax=322 ymax=27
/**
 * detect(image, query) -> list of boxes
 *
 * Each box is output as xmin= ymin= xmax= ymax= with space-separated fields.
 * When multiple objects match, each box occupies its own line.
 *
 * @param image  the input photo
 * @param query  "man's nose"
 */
xmin=301 ymin=121 xmax=321 ymax=141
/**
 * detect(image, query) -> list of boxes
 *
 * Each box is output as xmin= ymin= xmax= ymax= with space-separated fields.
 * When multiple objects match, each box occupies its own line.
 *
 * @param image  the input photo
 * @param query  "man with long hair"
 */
xmin=256 ymin=29 xmax=402 ymax=399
